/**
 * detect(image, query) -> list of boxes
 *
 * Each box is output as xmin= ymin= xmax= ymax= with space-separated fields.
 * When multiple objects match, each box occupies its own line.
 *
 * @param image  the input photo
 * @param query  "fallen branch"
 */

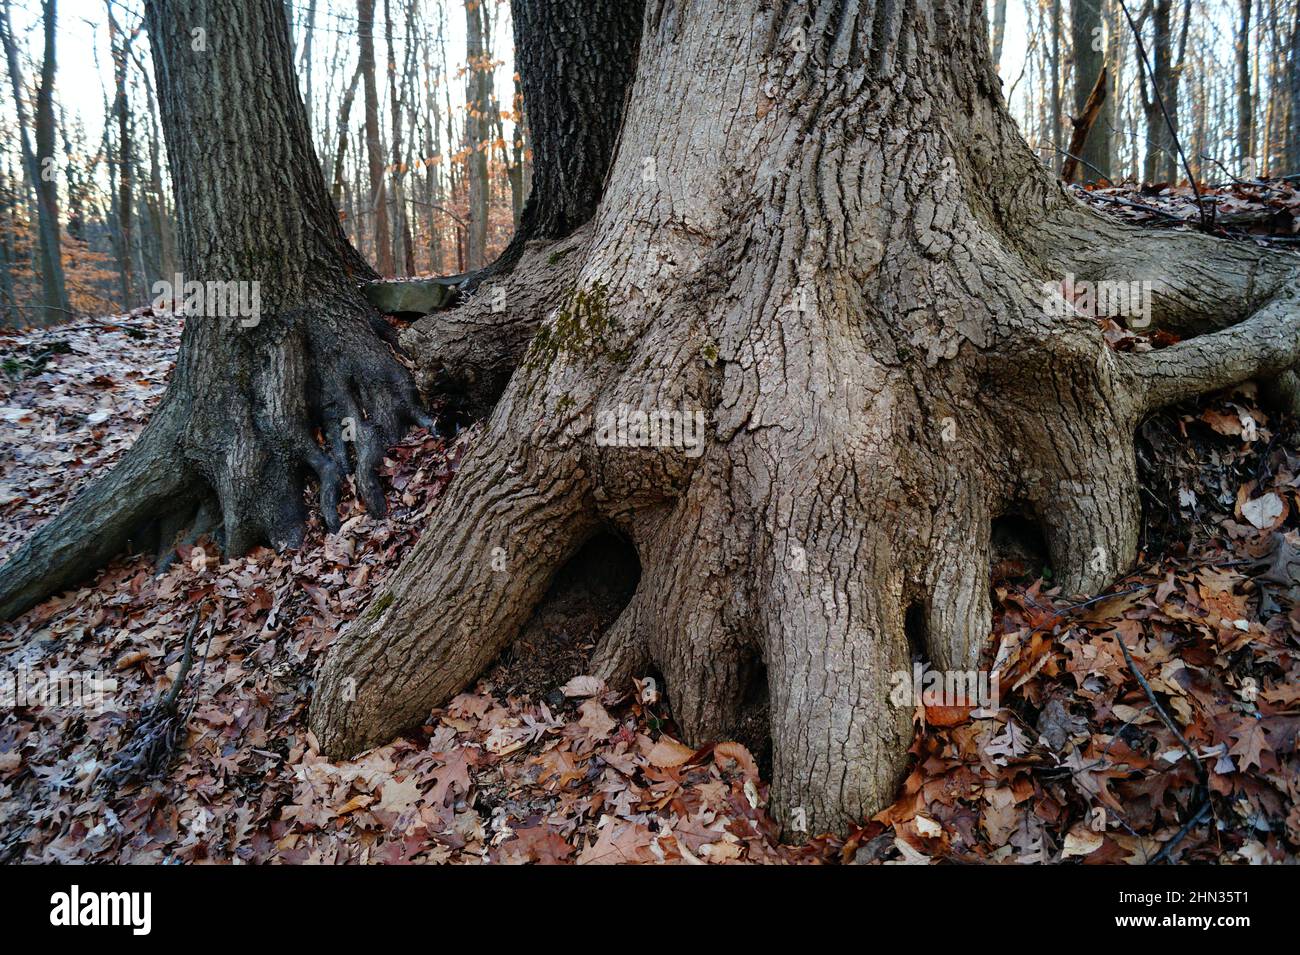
xmin=99 ymin=601 xmax=214 ymax=792
xmin=1149 ymin=797 xmax=1211 ymax=864
xmin=1113 ymin=627 xmax=1205 ymax=780
xmin=1113 ymin=625 xmax=1212 ymax=864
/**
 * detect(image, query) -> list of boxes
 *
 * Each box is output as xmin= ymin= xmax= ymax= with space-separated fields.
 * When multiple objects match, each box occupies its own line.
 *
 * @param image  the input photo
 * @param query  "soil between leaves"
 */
xmin=1 ymin=306 xmax=1298 ymax=864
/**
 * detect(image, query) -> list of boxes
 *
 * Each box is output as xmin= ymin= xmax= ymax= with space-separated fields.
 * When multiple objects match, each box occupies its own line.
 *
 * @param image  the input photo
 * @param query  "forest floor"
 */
xmin=1 ymin=182 xmax=1298 ymax=864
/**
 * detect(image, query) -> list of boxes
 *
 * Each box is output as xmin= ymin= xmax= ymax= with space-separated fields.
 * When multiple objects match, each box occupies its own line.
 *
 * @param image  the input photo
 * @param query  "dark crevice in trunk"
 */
xmin=904 ymin=600 xmax=930 ymax=665
xmin=737 ymin=652 xmax=773 ymax=781
xmin=990 ymin=511 xmax=1051 ymax=582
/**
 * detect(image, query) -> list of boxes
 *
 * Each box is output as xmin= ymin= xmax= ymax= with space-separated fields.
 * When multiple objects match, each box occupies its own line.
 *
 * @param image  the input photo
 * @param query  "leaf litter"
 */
xmin=3 ymin=246 xmax=1300 ymax=863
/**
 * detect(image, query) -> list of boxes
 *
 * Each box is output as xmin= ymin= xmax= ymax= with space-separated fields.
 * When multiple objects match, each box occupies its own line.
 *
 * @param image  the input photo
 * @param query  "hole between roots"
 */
xmin=485 ymin=529 xmax=641 ymax=703
xmin=990 ymin=511 xmax=1051 ymax=585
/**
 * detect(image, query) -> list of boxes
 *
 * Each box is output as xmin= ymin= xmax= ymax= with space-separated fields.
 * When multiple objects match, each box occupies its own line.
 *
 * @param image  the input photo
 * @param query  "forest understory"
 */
xmin=1 ymin=182 xmax=1299 ymax=865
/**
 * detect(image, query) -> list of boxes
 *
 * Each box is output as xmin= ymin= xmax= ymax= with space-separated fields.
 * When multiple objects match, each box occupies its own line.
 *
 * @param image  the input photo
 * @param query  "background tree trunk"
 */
xmin=464 ymin=0 xmax=490 ymax=270
xmin=1237 ymin=0 xmax=1255 ymax=165
xmin=1050 ymin=0 xmax=1063 ymax=173
xmin=332 ymin=62 xmax=362 ymax=211
xmin=358 ymin=0 xmax=394 ymax=275
xmin=107 ymin=1 xmax=135 ymax=305
xmin=507 ymin=0 xmax=644 ymax=244
xmin=1290 ymin=8 xmax=1300 ymax=172
xmin=1071 ymin=0 xmax=1110 ymax=180
xmin=400 ymin=0 xmax=645 ymax=412
xmin=384 ymin=0 xmax=414 ymax=276
xmin=0 ymin=0 xmax=69 ymax=325
xmin=1165 ymin=0 xmax=1191 ymax=182
xmin=990 ymin=0 xmax=1007 ymax=69
xmin=1142 ymin=0 xmax=1174 ymax=182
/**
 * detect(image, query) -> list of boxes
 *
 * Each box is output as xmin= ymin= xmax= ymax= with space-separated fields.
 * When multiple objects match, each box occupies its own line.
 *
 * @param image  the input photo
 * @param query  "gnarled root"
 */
xmin=400 ymin=227 xmax=590 ymax=418
xmin=309 ymin=29 xmax=1300 ymax=836
xmin=310 ymin=216 xmax=1300 ymax=839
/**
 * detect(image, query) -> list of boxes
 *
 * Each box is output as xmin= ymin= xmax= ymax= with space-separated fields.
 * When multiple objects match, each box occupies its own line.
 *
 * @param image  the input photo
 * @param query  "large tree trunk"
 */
xmin=0 ymin=0 xmax=427 ymax=620
xmin=312 ymin=0 xmax=1300 ymax=836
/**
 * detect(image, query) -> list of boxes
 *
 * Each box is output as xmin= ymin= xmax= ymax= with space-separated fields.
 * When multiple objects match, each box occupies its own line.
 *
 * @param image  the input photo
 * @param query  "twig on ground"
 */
xmin=1113 ymin=625 xmax=1205 ymax=780
xmin=99 ymin=600 xmax=215 ymax=792
xmin=1149 ymin=797 xmax=1211 ymax=864
xmin=1112 ymin=624 xmax=1213 ymax=863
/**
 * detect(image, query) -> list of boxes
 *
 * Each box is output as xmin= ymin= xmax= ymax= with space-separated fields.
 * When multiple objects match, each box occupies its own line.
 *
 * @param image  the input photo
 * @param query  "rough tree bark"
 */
xmin=312 ymin=0 xmax=1300 ymax=837
xmin=506 ymin=0 xmax=644 ymax=249
xmin=0 ymin=0 xmax=427 ymax=620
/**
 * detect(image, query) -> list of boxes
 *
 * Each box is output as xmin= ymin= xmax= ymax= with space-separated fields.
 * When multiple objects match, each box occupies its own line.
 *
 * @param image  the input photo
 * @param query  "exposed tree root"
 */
xmin=400 ymin=226 xmax=590 ymax=418
xmin=0 ymin=403 xmax=192 ymax=620
xmin=311 ymin=402 xmax=598 ymax=754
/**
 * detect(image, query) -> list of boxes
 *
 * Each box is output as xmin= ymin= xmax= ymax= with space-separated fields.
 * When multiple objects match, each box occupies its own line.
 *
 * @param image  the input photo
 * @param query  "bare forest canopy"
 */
xmin=0 ymin=0 xmax=1296 ymax=328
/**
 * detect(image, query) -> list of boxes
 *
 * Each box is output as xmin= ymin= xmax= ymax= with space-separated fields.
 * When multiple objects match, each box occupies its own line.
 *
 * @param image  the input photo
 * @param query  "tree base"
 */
xmin=0 ymin=289 xmax=430 ymax=621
